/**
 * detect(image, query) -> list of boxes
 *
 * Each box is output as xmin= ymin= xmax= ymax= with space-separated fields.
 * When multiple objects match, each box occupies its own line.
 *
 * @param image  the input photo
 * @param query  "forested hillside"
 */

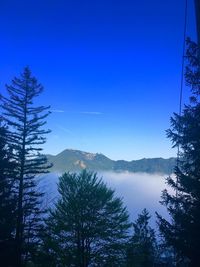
xmin=47 ymin=149 xmax=176 ymax=174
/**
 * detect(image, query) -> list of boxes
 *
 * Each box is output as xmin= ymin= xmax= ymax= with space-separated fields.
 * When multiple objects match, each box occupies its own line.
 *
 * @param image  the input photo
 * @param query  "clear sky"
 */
xmin=0 ymin=0 xmax=197 ymax=160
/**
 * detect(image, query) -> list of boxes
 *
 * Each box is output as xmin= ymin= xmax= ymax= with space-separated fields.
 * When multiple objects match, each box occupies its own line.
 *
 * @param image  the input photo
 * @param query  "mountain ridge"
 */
xmin=46 ymin=149 xmax=176 ymax=174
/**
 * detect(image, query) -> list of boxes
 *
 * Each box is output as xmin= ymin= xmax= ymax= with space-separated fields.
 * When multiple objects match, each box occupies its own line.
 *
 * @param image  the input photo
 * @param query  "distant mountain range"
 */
xmin=46 ymin=149 xmax=176 ymax=174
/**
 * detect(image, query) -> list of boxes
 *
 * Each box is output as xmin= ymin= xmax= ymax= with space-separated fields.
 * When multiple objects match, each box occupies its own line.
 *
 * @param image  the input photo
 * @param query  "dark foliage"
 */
xmin=157 ymin=39 xmax=200 ymax=267
xmin=127 ymin=209 xmax=157 ymax=267
xmin=38 ymin=170 xmax=131 ymax=267
xmin=0 ymin=67 xmax=51 ymax=266
xmin=0 ymin=123 xmax=17 ymax=266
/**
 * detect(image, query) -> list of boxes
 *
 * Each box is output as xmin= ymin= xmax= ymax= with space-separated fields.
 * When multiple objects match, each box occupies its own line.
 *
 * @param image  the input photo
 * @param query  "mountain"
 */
xmin=46 ymin=149 xmax=176 ymax=174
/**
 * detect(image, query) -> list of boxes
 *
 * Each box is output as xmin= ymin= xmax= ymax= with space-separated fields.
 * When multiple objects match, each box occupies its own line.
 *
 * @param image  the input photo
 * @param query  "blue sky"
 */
xmin=0 ymin=0 xmax=197 ymax=160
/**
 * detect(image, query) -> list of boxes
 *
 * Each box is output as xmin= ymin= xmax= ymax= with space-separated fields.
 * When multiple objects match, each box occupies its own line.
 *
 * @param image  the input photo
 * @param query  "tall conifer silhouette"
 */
xmin=1 ymin=67 xmax=51 ymax=266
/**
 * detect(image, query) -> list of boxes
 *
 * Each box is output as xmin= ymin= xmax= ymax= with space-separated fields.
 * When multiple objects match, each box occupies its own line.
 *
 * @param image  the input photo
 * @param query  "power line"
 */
xmin=177 ymin=0 xmax=188 ymax=165
xmin=174 ymin=1 xmax=188 ymax=265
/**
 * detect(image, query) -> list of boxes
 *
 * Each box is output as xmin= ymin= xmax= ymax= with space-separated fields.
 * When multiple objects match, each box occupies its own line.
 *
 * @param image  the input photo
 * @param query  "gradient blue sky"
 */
xmin=0 ymin=0 xmax=197 ymax=160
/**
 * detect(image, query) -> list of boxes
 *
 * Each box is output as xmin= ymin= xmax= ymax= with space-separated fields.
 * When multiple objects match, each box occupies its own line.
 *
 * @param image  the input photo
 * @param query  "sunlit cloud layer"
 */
xmin=39 ymin=171 xmax=171 ymax=227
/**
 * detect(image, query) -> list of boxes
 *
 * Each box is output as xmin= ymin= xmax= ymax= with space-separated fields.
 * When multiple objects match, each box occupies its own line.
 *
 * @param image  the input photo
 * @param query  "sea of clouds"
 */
xmin=38 ymin=171 xmax=172 ymax=227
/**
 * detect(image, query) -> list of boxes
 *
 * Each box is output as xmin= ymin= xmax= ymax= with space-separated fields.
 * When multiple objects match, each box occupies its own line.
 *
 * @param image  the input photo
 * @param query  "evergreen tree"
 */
xmin=0 ymin=67 xmax=51 ymax=266
xmin=39 ymin=170 xmax=131 ymax=267
xmin=0 ymin=123 xmax=17 ymax=266
xmin=157 ymin=39 xmax=200 ymax=266
xmin=127 ymin=209 xmax=157 ymax=267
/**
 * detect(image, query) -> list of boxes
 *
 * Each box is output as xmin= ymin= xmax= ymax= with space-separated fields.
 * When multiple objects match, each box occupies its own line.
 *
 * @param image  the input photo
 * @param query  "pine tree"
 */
xmin=0 ymin=123 xmax=17 ymax=266
xmin=39 ymin=170 xmax=131 ymax=267
xmin=157 ymin=39 xmax=200 ymax=266
xmin=127 ymin=209 xmax=157 ymax=267
xmin=0 ymin=67 xmax=51 ymax=266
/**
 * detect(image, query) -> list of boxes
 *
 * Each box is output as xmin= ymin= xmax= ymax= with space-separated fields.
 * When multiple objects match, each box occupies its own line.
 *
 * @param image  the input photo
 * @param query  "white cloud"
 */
xmin=39 ymin=172 xmax=170 ymax=226
xmin=56 ymin=125 xmax=72 ymax=134
xmin=79 ymin=111 xmax=103 ymax=115
xmin=51 ymin=109 xmax=65 ymax=113
xmin=51 ymin=109 xmax=103 ymax=115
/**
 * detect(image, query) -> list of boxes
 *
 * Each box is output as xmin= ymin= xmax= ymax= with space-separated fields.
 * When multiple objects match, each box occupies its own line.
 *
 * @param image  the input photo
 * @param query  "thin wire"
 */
xmin=177 ymin=0 xmax=188 ymax=163
xmin=174 ymin=1 xmax=188 ymax=265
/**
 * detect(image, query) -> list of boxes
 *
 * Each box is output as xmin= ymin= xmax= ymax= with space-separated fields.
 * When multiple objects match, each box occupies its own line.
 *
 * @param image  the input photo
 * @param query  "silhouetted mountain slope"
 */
xmin=47 ymin=149 xmax=175 ymax=174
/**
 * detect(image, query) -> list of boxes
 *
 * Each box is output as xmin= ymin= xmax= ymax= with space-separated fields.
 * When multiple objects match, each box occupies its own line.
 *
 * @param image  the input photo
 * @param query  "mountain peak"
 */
xmin=47 ymin=149 xmax=176 ymax=174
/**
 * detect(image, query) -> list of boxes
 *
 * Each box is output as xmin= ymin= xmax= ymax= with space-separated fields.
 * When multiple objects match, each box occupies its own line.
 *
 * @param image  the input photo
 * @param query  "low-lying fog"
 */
xmin=39 ymin=172 xmax=171 ymax=226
